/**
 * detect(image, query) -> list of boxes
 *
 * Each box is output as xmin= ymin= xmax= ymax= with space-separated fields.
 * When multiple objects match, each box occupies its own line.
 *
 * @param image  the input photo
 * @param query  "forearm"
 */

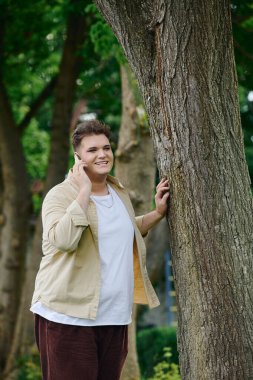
xmin=136 ymin=178 xmax=169 ymax=236
xmin=140 ymin=210 xmax=165 ymax=236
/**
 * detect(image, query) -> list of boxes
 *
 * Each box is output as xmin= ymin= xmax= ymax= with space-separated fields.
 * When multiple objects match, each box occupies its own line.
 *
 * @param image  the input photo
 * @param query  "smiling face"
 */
xmin=76 ymin=134 xmax=114 ymax=181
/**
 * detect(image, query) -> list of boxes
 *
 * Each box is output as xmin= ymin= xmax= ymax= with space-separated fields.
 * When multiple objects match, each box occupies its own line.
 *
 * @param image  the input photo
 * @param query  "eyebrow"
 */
xmin=87 ymin=144 xmax=111 ymax=150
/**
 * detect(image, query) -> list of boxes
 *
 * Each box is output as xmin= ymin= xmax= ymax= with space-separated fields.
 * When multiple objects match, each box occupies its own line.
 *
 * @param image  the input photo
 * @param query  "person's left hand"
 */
xmin=155 ymin=178 xmax=170 ymax=217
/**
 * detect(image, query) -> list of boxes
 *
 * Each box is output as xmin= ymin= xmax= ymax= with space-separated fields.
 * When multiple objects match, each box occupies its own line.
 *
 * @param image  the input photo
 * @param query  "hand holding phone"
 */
xmin=73 ymin=152 xmax=91 ymax=193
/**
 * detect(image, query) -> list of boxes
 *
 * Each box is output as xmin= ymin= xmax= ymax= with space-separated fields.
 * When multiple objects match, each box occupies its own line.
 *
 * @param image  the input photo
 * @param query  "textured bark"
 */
xmin=0 ymin=161 xmax=3 ymax=258
xmin=94 ymin=1 xmax=253 ymax=379
xmin=115 ymin=64 xmax=156 ymax=380
xmin=0 ymin=78 xmax=31 ymax=370
xmin=3 ymin=3 xmax=88 ymax=377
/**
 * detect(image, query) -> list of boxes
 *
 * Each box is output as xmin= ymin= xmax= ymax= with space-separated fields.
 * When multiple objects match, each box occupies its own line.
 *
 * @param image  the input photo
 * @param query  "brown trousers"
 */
xmin=34 ymin=314 xmax=128 ymax=380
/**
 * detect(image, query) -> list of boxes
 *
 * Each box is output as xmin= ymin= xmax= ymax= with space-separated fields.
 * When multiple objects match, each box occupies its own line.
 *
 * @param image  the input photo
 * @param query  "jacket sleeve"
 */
xmin=135 ymin=215 xmax=148 ymax=237
xmin=42 ymin=191 xmax=89 ymax=253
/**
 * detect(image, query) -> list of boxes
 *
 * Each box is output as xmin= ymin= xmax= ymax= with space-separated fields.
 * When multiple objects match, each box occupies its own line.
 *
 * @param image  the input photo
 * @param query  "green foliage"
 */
xmin=232 ymin=2 xmax=253 ymax=190
xmin=148 ymin=347 xmax=181 ymax=380
xmin=77 ymin=55 xmax=121 ymax=133
xmin=22 ymin=121 xmax=50 ymax=180
xmin=1 ymin=0 xmax=122 ymax=181
xmin=32 ymin=194 xmax=43 ymax=215
xmin=22 ymin=120 xmax=50 ymax=213
xmin=1 ymin=0 xmax=65 ymax=123
xmin=85 ymin=3 xmax=126 ymax=64
xmin=241 ymin=106 xmax=253 ymax=185
xmin=16 ymin=350 xmax=41 ymax=380
xmin=137 ymin=327 xmax=178 ymax=379
xmin=232 ymin=1 xmax=253 ymax=90
xmin=1 ymin=0 xmax=122 ymax=131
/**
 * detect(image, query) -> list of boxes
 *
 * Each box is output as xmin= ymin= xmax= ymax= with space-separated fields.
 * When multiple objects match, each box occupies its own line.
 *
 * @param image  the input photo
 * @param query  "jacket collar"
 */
xmin=106 ymin=175 xmax=125 ymax=189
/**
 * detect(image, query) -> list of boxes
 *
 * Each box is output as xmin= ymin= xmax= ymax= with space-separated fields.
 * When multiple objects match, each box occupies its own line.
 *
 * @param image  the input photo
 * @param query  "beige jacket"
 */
xmin=31 ymin=173 xmax=160 ymax=319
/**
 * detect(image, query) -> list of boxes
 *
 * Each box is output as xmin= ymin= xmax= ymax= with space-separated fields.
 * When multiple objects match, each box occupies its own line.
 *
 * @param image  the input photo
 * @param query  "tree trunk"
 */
xmin=115 ymin=64 xmax=156 ymax=380
xmin=0 ymin=161 xmax=4 ymax=258
xmin=3 ymin=2 xmax=88 ymax=377
xmin=0 ymin=78 xmax=31 ymax=371
xmin=94 ymin=1 xmax=253 ymax=379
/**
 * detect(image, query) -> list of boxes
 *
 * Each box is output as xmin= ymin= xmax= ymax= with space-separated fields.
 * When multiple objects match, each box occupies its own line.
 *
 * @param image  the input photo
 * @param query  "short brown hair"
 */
xmin=72 ymin=120 xmax=111 ymax=150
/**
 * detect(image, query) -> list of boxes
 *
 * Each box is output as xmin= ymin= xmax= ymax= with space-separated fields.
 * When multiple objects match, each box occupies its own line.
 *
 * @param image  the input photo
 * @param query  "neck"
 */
xmin=91 ymin=177 xmax=108 ymax=195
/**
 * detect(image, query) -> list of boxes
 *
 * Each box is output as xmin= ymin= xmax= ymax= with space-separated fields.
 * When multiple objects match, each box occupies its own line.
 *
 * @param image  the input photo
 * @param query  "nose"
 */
xmin=98 ymin=149 xmax=106 ymax=158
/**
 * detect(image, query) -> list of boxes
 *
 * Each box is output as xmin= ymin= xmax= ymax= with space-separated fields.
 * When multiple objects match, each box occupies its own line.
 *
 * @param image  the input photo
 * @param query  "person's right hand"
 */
xmin=72 ymin=155 xmax=92 ymax=194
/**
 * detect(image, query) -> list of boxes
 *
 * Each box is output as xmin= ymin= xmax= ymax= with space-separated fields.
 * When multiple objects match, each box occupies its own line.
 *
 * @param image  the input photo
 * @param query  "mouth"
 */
xmin=95 ymin=161 xmax=109 ymax=166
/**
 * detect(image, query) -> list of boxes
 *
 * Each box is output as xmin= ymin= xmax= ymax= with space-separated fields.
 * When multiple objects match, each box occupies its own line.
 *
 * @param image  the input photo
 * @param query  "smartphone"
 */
xmin=74 ymin=152 xmax=88 ymax=172
xmin=74 ymin=152 xmax=81 ymax=160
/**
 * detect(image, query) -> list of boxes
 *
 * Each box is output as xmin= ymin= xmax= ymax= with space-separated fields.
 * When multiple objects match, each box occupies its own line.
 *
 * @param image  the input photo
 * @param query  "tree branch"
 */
xmin=0 ymin=4 xmax=5 ymax=69
xmin=232 ymin=13 xmax=253 ymax=25
xmin=18 ymin=75 xmax=58 ymax=133
xmin=234 ymin=38 xmax=253 ymax=63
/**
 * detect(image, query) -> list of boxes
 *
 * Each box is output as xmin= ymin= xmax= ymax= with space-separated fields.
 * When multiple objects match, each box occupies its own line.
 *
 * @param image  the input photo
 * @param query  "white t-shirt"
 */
xmin=31 ymin=185 xmax=135 ymax=326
